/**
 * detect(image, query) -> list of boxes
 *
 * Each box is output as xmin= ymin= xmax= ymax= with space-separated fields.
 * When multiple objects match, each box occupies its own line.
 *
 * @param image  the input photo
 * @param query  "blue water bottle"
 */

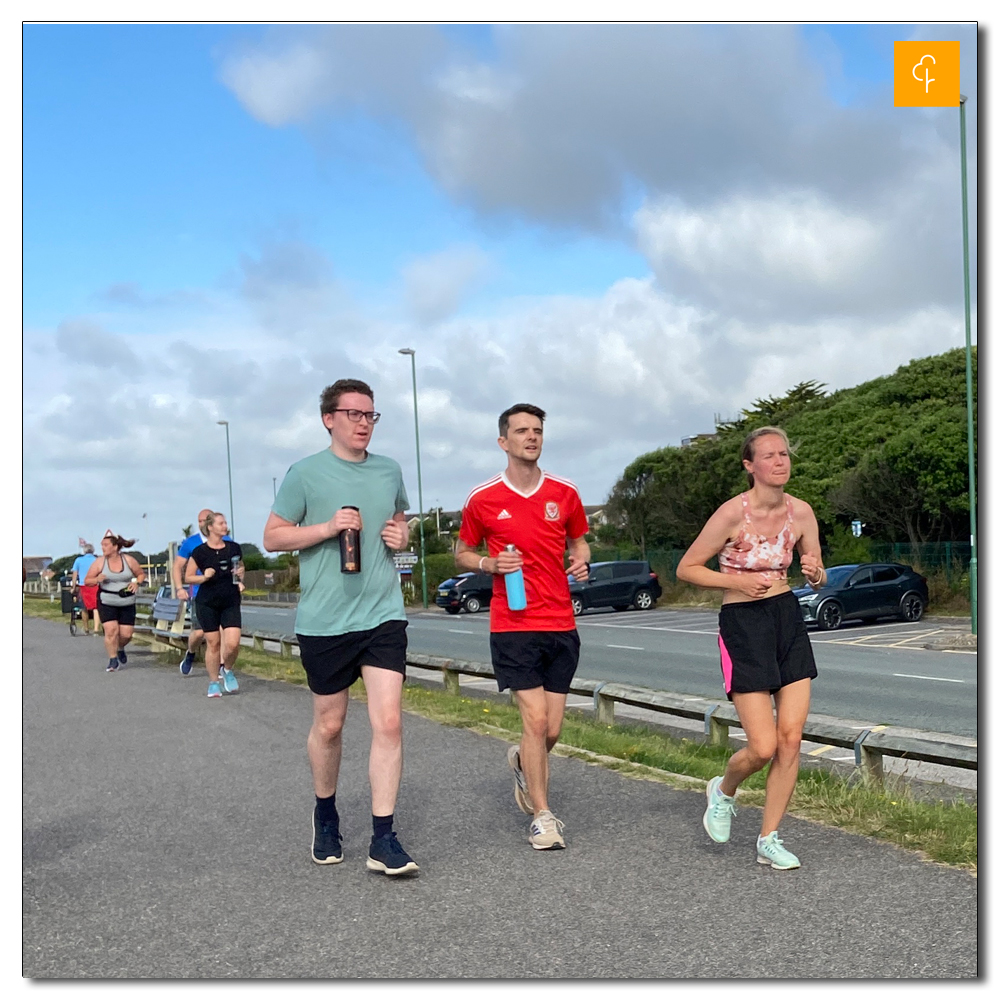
xmin=504 ymin=544 xmax=527 ymax=611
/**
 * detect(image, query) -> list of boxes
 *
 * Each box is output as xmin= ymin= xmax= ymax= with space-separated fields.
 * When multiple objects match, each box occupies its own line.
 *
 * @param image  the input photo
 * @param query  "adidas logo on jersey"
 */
xmin=497 ymin=509 xmax=512 ymax=519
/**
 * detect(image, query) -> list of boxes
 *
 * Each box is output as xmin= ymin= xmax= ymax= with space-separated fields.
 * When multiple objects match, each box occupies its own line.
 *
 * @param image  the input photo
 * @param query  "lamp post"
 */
xmin=398 ymin=348 xmax=428 ymax=608
xmin=217 ymin=420 xmax=235 ymax=539
xmin=959 ymin=94 xmax=977 ymax=634
xmin=272 ymin=477 xmax=277 ymax=500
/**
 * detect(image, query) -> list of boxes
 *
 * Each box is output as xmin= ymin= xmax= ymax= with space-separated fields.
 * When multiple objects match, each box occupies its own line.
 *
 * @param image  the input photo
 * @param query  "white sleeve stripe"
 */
xmin=462 ymin=475 xmax=503 ymax=508
xmin=545 ymin=472 xmax=583 ymax=499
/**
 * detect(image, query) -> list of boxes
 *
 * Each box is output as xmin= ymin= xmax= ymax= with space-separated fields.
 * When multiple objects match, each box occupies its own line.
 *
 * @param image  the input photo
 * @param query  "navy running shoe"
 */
xmin=366 ymin=832 xmax=418 ymax=875
xmin=311 ymin=807 xmax=344 ymax=865
xmin=106 ymin=659 xmax=118 ymax=672
xmin=117 ymin=647 xmax=127 ymax=665
xmin=180 ymin=652 xmax=195 ymax=676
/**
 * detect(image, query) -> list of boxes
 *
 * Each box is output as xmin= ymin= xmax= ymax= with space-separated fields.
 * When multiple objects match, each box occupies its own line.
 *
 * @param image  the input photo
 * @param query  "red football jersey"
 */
xmin=459 ymin=470 xmax=589 ymax=632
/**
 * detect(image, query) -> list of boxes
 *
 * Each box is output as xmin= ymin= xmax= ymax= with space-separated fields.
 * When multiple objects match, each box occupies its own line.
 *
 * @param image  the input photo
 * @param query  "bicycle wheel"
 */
xmin=69 ymin=610 xmax=77 ymax=636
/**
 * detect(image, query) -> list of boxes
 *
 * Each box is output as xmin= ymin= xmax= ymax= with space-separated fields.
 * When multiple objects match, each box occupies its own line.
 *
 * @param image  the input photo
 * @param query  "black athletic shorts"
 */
xmin=717 ymin=590 xmax=817 ymax=700
xmin=96 ymin=598 xmax=136 ymax=626
xmin=195 ymin=586 xmax=242 ymax=633
xmin=298 ymin=619 xmax=408 ymax=696
xmin=489 ymin=630 xmax=581 ymax=694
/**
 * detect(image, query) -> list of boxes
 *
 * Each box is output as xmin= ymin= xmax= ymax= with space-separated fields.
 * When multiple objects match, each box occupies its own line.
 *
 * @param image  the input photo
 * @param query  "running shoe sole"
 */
xmin=365 ymin=856 xmax=419 ymax=875
xmin=310 ymin=812 xmax=343 ymax=865
xmin=507 ymin=745 xmax=533 ymax=815
xmin=757 ymin=853 xmax=801 ymax=871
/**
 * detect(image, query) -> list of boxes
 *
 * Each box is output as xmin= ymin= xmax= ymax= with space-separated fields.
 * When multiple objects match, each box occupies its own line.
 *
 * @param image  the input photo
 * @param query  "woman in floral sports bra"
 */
xmin=677 ymin=426 xmax=827 ymax=871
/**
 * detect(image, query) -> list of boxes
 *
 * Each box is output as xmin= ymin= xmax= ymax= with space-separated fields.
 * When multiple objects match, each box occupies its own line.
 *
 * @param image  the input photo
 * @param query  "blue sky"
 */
xmin=22 ymin=22 xmax=979 ymax=559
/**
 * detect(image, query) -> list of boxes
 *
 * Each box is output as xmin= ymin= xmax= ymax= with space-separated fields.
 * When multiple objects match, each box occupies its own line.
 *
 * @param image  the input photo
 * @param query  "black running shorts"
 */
xmin=717 ymin=590 xmax=817 ymax=700
xmin=489 ymin=630 xmax=581 ymax=694
xmin=96 ymin=599 xmax=136 ymax=626
xmin=297 ymin=619 xmax=408 ymax=696
xmin=195 ymin=587 xmax=242 ymax=633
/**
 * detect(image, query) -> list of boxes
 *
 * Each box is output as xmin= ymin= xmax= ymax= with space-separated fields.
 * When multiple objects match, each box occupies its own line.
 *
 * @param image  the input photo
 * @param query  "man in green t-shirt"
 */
xmin=264 ymin=378 xmax=417 ymax=876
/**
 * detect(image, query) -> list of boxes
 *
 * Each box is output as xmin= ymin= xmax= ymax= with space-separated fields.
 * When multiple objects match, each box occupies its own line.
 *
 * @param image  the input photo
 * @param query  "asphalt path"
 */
xmin=241 ymin=604 xmax=978 ymax=738
xmin=23 ymin=616 xmax=977 ymax=979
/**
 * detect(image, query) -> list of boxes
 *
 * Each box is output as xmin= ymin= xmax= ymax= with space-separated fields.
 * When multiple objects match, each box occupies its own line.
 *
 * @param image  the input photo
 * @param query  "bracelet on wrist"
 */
xmin=479 ymin=556 xmax=487 ymax=572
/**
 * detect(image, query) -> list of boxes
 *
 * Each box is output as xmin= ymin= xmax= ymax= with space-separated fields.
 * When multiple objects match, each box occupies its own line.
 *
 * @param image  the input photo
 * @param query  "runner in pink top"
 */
xmin=676 ymin=427 xmax=827 ymax=870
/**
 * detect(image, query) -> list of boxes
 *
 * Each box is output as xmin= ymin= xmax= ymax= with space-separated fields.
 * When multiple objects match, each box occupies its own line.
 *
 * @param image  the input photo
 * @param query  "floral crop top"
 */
xmin=718 ymin=493 xmax=796 ymax=582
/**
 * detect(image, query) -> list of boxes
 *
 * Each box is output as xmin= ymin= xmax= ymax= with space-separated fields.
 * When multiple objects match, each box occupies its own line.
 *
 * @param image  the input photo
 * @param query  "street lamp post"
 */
xmin=398 ymin=348 xmax=428 ymax=608
xmin=272 ymin=477 xmax=277 ymax=500
xmin=959 ymin=95 xmax=977 ymax=634
xmin=217 ymin=420 xmax=235 ymax=539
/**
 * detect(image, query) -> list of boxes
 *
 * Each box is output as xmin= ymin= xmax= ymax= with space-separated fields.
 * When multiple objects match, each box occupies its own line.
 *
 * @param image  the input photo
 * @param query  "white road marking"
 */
xmin=942 ymin=649 xmax=977 ymax=656
xmin=607 ymin=644 xmax=644 ymax=650
xmin=893 ymin=672 xmax=964 ymax=683
xmin=578 ymin=622 xmax=718 ymax=635
xmin=448 ymin=629 xmax=475 ymax=634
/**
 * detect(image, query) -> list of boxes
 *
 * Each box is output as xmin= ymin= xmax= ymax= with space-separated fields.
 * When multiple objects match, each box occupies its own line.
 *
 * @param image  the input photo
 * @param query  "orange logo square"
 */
xmin=894 ymin=41 xmax=960 ymax=107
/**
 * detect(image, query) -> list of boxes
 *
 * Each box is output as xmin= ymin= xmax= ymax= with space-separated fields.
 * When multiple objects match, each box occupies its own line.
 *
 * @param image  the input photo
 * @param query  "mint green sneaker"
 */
xmin=756 ymin=832 xmax=800 ymax=870
xmin=703 ymin=775 xmax=736 ymax=843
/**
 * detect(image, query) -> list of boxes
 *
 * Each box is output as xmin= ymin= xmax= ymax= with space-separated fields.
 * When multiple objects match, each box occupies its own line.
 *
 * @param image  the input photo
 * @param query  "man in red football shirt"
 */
xmin=455 ymin=403 xmax=590 ymax=850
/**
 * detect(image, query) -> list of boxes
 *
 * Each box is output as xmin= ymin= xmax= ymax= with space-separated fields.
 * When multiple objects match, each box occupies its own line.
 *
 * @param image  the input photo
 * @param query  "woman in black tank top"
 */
xmin=185 ymin=512 xmax=244 ymax=698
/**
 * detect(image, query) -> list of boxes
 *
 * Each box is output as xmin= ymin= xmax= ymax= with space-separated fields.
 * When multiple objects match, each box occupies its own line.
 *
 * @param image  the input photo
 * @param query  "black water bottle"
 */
xmin=339 ymin=506 xmax=361 ymax=574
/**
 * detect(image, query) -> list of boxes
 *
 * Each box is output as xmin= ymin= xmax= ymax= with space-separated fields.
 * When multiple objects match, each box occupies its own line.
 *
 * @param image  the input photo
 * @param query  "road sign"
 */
xmin=394 ymin=553 xmax=419 ymax=568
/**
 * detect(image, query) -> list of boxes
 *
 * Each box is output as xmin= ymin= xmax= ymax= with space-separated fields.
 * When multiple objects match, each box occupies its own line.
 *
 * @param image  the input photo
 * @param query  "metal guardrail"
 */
xmin=133 ymin=603 xmax=976 ymax=790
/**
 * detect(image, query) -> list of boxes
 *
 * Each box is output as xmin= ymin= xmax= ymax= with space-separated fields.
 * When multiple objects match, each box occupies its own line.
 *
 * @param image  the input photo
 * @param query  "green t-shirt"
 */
xmin=272 ymin=448 xmax=410 ymax=636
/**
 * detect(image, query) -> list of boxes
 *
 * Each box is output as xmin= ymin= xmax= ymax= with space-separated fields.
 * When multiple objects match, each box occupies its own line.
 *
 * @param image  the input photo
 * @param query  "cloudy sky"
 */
xmin=22 ymin=20 xmax=979 ymax=560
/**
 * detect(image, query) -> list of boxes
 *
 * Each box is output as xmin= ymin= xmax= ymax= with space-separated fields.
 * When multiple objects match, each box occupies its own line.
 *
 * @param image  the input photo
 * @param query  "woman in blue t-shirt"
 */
xmin=185 ymin=512 xmax=244 ymax=699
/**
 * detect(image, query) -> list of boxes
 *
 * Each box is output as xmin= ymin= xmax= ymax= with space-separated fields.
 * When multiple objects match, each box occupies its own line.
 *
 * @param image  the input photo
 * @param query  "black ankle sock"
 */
xmin=373 ymin=814 xmax=394 ymax=840
xmin=316 ymin=793 xmax=339 ymax=825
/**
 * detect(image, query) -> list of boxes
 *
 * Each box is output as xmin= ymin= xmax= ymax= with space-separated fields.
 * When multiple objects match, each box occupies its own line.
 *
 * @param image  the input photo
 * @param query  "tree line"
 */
xmin=598 ymin=347 xmax=977 ymax=553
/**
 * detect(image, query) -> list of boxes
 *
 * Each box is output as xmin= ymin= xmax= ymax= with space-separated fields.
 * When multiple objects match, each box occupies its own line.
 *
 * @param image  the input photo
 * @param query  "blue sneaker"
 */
xmin=366 ymin=832 xmax=419 ymax=875
xmin=117 ymin=647 xmax=127 ymax=665
xmin=207 ymin=681 xmax=222 ymax=698
xmin=106 ymin=659 xmax=119 ymax=672
xmin=311 ymin=807 xmax=344 ymax=865
xmin=756 ymin=832 xmax=801 ymax=870
xmin=221 ymin=666 xmax=239 ymax=694
xmin=703 ymin=776 xmax=737 ymax=844
xmin=180 ymin=652 xmax=194 ymax=676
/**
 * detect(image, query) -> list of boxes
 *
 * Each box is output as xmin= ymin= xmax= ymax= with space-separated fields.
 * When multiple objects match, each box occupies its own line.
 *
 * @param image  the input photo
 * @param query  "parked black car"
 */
xmin=794 ymin=563 xmax=928 ymax=631
xmin=435 ymin=572 xmax=493 ymax=614
xmin=569 ymin=561 xmax=662 ymax=615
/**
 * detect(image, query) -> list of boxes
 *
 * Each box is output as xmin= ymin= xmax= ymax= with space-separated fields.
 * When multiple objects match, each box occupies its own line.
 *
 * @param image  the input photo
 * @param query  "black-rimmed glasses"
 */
xmin=332 ymin=408 xmax=381 ymax=424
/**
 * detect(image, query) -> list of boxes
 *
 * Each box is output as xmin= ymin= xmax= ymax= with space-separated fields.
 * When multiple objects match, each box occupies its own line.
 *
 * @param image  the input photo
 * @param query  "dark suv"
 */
xmin=435 ymin=572 xmax=493 ymax=614
xmin=793 ymin=563 xmax=929 ymax=631
xmin=569 ymin=561 xmax=662 ymax=615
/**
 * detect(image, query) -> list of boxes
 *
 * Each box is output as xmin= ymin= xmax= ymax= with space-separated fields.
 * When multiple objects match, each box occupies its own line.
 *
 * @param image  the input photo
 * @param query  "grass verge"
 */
xmin=24 ymin=598 xmax=976 ymax=871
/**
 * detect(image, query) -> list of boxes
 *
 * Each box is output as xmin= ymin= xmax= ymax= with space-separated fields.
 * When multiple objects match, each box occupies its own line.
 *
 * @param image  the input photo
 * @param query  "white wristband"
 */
xmin=479 ymin=556 xmax=487 ymax=571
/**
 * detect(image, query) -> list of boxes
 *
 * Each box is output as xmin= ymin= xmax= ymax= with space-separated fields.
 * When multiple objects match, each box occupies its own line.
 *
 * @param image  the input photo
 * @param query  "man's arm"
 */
xmin=455 ymin=538 xmax=522 ymax=575
xmin=263 ymin=509 xmax=360 ymax=553
xmin=379 ymin=511 xmax=410 ymax=551
xmin=172 ymin=555 xmax=189 ymax=599
xmin=566 ymin=535 xmax=591 ymax=580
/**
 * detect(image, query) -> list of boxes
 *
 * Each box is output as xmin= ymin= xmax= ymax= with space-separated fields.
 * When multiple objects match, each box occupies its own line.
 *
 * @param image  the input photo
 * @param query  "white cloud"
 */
xmin=218 ymin=42 xmax=334 ymax=127
xmin=402 ymin=245 xmax=491 ymax=324
xmin=637 ymin=192 xmax=879 ymax=289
